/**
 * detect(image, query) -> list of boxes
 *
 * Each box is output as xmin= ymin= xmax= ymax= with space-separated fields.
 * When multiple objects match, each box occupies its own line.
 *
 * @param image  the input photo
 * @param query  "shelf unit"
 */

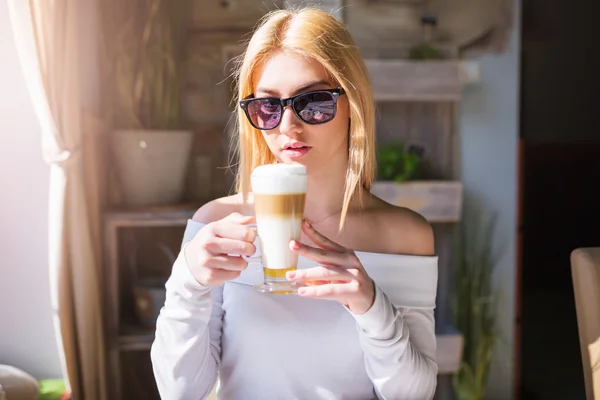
xmin=362 ymin=58 xmax=478 ymax=400
xmin=102 ymin=59 xmax=476 ymax=396
xmin=103 ymin=206 xmax=196 ymax=400
xmin=103 ymin=209 xmax=465 ymax=398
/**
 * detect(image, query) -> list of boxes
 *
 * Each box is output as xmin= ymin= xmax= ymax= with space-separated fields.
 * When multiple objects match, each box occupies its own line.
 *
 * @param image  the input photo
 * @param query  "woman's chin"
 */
xmin=277 ymin=153 xmax=310 ymax=165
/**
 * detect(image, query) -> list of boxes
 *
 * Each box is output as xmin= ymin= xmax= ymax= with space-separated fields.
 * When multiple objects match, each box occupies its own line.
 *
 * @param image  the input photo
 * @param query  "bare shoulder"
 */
xmin=360 ymin=196 xmax=435 ymax=256
xmin=192 ymin=193 xmax=246 ymax=224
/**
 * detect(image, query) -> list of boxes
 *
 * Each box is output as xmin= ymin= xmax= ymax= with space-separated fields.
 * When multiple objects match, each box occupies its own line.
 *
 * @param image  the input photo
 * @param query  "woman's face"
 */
xmin=251 ymin=52 xmax=350 ymax=173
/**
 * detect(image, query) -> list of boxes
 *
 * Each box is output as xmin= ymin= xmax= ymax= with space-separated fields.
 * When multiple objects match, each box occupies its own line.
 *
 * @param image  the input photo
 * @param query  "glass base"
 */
xmin=253 ymin=281 xmax=305 ymax=295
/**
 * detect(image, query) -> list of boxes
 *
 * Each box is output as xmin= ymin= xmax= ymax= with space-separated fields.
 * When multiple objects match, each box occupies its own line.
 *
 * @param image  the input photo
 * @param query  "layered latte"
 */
xmin=251 ymin=163 xmax=307 ymax=291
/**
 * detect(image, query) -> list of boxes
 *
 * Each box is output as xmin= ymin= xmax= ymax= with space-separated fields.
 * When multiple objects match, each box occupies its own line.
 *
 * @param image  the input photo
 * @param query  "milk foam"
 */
xmin=251 ymin=163 xmax=307 ymax=195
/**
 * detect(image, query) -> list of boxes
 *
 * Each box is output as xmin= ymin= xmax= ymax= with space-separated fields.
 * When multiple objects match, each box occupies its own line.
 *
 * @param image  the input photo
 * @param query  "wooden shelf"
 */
xmin=105 ymin=204 xmax=199 ymax=227
xmin=118 ymin=321 xmax=155 ymax=351
xmin=365 ymin=59 xmax=480 ymax=102
xmin=114 ymin=320 xmax=463 ymax=374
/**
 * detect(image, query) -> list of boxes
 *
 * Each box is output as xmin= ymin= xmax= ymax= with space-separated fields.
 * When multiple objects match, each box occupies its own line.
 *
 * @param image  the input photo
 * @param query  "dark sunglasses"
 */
xmin=239 ymin=88 xmax=346 ymax=130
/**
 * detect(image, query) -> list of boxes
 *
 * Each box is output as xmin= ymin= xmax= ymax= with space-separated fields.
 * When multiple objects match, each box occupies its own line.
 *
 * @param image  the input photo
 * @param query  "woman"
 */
xmin=151 ymin=7 xmax=438 ymax=400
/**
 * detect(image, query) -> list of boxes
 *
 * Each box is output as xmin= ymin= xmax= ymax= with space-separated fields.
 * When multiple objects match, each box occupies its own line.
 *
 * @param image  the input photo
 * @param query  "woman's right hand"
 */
xmin=184 ymin=213 xmax=257 ymax=286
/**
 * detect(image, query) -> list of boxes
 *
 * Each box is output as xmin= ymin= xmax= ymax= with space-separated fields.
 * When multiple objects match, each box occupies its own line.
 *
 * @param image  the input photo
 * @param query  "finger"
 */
xmin=302 ymin=220 xmax=346 ymax=252
xmin=205 ymin=268 xmax=242 ymax=284
xmin=211 ymin=222 xmax=256 ymax=242
xmin=205 ymin=237 xmax=256 ymax=257
xmin=287 ymin=265 xmax=352 ymax=282
xmin=204 ymin=255 xmax=248 ymax=271
xmin=290 ymin=240 xmax=355 ymax=266
xmin=224 ymin=212 xmax=255 ymax=224
xmin=297 ymin=282 xmax=356 ymax=298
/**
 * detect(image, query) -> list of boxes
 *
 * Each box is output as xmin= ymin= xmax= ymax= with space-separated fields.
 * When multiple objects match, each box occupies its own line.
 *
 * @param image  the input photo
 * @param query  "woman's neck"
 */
xmin=304 ymin=160 xmax=352 ymax=225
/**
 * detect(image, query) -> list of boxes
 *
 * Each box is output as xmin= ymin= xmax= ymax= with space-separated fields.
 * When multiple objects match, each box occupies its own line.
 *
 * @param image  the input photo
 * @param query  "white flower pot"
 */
xmin=111 ymin=130 xmax=193 ymax=207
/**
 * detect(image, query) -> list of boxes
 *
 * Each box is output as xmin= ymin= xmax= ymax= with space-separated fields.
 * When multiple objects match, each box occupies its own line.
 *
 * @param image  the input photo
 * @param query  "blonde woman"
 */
xmin=151 ymin=7 xmax=438 ymax=400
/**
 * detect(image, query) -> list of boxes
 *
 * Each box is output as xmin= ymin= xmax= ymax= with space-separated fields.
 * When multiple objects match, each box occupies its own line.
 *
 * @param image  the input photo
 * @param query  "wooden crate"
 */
xmin=365 ymin=60 xmax=479 ymax=102
xmin=437 ymin=329 xmax=465 ymax=374
xmin=371 ymin=181 xmax=463 ymax=223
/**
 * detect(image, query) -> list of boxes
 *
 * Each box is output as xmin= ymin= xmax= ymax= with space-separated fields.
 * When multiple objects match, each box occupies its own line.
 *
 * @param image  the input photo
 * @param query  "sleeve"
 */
xmin=351 ymin=285 xmax=438 ymax=400
xmin=150 ymin=237 xmax=225 ymax=400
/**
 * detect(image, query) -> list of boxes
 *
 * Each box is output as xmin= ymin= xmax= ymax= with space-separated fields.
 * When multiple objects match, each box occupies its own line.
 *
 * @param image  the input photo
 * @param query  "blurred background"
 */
xmin=0 ymin=0 xmax=598 ymax=399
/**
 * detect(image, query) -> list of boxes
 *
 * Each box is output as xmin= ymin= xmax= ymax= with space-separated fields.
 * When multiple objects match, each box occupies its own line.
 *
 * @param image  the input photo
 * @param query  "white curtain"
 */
xmin=8 ymin=1 xmax=107 ymax=399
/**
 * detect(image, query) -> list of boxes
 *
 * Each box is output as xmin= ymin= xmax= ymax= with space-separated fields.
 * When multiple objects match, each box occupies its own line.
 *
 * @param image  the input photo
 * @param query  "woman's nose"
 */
xmin=278 ymin=105 xmax=303 ymax=136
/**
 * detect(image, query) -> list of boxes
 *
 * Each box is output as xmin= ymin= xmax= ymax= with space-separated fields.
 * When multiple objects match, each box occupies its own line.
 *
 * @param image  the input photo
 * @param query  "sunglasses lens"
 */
xmin=246 ymin=99 xmax=281 ymax=129
xmin=294 ymin=92 xmax=336 ymax=124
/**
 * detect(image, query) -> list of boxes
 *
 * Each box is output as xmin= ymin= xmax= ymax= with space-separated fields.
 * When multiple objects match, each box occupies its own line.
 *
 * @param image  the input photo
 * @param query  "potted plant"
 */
xmin=109 ymin=0 xmax=192 ymax=207
xmin=452 ymin=207 xmax=501 ymax=400
xmin=377 ymin=140 xmax=422 ymax=183
xmin=371 ymin=141 xmax=463 ymax=222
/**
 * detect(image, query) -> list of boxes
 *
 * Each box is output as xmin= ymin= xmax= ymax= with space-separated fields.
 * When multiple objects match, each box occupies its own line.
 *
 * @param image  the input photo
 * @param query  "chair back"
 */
xmin=571 ymin=248 xmax=600 ymax=399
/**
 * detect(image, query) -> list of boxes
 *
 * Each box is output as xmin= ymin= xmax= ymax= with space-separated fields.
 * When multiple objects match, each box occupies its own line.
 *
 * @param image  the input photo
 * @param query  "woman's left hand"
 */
xmin=286 ymin=220 xmax=376 ymax=315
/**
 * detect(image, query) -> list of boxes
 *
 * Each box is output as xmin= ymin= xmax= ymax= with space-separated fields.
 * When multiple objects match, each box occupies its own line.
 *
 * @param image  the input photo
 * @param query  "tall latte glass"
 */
xmin=250 ymin=163 xmax=307 ymax=294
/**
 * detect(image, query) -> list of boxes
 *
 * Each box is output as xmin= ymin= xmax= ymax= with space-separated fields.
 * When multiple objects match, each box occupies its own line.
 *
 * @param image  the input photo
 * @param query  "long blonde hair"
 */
xmin=232 ymin=7 xmax=376 ymax=229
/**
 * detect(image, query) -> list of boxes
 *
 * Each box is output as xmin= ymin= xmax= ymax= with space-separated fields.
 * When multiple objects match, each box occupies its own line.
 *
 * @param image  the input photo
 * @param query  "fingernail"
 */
xmin=287 ymin=271 xmax=296 ymax=280
xmin=290 ymin=240 xmax=300 ymax=250
xmin=298 ymin=288 xmax=306 ymax=295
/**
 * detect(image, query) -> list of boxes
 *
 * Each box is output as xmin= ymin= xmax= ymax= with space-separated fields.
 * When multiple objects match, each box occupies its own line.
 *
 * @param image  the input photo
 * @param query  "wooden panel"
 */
xmin=376 ymin=102 xmax=454 ymax=179
xmin=433 ymin=223 xmax=456 ymax=330
xmin=434 ymin=376 xmax=454 ymax=400
xmin=186 ymin=140 xmax=228 ymax=202
xmin=106 ymin=206 xmax=196 ymax=225
xmin=184 ymin=32 xmax=242 ymax=125
xmin=183 ymin=32 xmax=247 ymax=199
xmin=366 ymin=60 xmax=477 ymax=102
xmin=284 ymin=0 xmax=344 ymax=20
xmin=345 ymin=0 xmax=423 ymax=57
xmin=104 ymin=225 xmax=121 ymax=399
xmin=371 ymin=181 xmax=463 ymax=223
xmin=191 ymin=0 xmax=279 ymax=31
xmin=120 ymin=350 xmax=160 ymax=400
xmin=119 ymin=320 xmax=154 ymax=351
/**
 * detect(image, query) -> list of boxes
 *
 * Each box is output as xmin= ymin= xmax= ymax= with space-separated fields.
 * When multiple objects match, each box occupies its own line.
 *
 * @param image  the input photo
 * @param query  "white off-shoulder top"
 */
xmin=151 ymin=220 xmax=439 ymax=400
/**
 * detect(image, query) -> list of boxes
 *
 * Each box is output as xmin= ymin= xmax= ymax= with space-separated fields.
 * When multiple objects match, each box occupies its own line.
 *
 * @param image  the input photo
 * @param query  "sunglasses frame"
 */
xmin=239 ymin=88 xmax=346 ymax=131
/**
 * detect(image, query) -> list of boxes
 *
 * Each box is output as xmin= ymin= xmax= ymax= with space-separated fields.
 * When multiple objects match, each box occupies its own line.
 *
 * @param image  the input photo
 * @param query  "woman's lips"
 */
xmin=282 ymin=146 xmax=312 ymax=158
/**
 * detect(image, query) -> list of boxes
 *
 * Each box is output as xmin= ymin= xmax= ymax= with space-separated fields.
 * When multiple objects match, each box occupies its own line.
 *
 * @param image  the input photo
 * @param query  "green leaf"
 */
xmin=452 ymin=206 xmax=501 ymax=400
xmin=376 ymin=141 xmax=422 ymax=181
xmin=111 ymin=0 xmax=186 ymax=130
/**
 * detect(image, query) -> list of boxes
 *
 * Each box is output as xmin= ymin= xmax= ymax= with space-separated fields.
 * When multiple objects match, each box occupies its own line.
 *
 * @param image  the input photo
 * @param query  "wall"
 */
xmin=521 ymin=0 xmax=598 ymax=143
xmin=0 ymin=1 xmax=62 ymax=379
xmin=458 ymin=0 xmax=520 ymax=398
xmin=0 ymin=0 xmax=521 ymax=390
